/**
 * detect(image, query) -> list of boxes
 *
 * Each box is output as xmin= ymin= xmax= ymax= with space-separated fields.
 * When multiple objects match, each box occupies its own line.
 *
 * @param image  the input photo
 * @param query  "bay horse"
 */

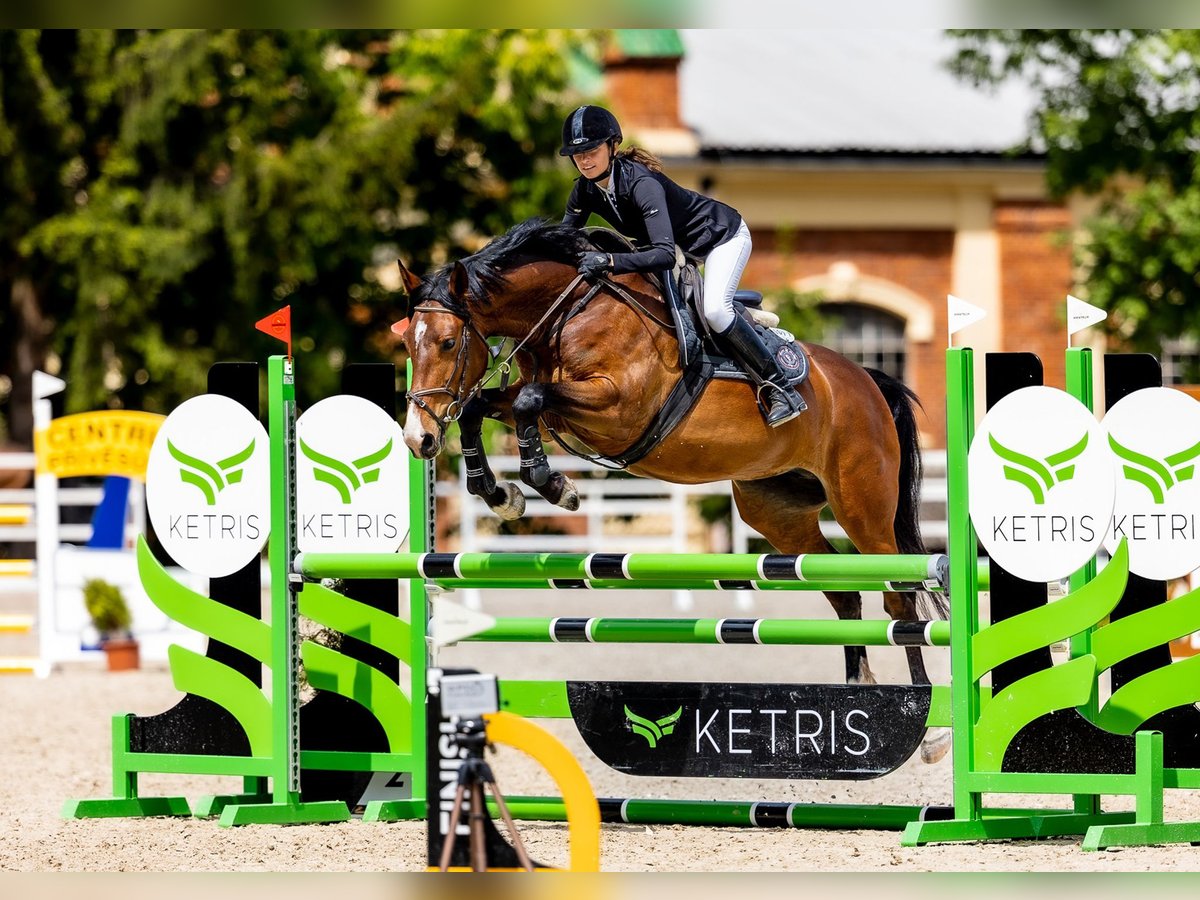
xmin=396 ymin=218 xmax=950 ymax=763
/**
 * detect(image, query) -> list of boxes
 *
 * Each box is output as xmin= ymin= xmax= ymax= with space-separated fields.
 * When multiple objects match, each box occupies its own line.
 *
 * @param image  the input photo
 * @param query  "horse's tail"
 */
xmin=866 ymin=368 xmax=948 ymax=620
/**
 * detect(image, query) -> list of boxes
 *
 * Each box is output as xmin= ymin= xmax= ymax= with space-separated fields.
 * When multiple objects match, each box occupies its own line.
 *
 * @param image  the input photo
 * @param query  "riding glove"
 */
xmin=577 ymin=252 xmax=612 ymax=280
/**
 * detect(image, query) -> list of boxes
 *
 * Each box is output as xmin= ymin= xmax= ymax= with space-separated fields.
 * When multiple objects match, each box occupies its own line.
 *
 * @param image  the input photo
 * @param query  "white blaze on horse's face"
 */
xmin=403 ymin=315 xmax=445 ymax=457
xmin=402 ymin=310 xmax=489 ymax=460
xmin=402 ymin=320 xmax=431 ymax=450
xmin=402 ymin=396 xmax=428 ymax=456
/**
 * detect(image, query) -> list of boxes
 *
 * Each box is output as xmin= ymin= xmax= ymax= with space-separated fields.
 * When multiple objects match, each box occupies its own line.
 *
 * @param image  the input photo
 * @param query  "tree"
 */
xmin=0 ymin=29 xmax=591 ymax=442
xmin=948 ymin=30 xmax=1200 ymax=364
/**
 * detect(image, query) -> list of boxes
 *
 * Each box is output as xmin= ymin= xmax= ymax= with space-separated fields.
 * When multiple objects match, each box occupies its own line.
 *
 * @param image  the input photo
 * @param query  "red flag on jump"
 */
xmin=255 ymin=305 xmax=292 ymax=358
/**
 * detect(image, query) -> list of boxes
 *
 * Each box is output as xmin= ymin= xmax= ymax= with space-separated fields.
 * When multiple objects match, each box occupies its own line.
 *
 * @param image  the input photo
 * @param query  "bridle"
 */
xmin=404 ymin=305 xmax=491 ymax=438
xmin=405 ymin=273 xmax=603 ymax=440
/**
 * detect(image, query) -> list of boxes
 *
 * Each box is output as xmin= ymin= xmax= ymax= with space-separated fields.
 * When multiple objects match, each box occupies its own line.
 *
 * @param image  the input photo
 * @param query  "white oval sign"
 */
xmin=146 ymin=394 xmax=270 ymax=577
xmin=968 ymin=386 xmax=1114 ymax=582
xmin=296 ymin=395 xmax=408 ymax=554
xmin=1103 ymin=387 xmax=1200 ymax=580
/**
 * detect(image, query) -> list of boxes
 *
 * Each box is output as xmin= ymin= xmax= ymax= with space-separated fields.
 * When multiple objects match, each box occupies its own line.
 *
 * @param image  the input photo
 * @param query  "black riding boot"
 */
xmin=721 ymin=316 xmax=805 ymax=427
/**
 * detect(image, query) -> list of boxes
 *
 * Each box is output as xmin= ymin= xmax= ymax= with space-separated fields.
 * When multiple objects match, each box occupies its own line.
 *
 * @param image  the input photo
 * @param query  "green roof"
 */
xmin=614 ymin=29 xmax=684 ymax=59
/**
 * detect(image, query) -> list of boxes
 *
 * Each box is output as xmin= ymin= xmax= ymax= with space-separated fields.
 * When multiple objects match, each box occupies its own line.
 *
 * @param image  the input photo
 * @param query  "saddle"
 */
xmin=579 ymin=227 xmax=811 ymax=468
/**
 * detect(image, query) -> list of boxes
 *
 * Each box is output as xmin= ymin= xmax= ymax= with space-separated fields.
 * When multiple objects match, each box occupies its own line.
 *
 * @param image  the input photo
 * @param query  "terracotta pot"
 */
xmin=101 ymin=638 xmax=140 ymax=671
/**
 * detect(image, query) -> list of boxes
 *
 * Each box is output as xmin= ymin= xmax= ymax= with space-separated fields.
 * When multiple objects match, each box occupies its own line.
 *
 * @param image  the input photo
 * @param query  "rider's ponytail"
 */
xmin=616 ymin=146 xmax=663 ymax=172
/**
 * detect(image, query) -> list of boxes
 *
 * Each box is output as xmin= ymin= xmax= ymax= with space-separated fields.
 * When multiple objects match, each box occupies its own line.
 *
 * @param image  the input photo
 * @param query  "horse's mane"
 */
xmin=420 ymin=218 xmax=594 ymax=313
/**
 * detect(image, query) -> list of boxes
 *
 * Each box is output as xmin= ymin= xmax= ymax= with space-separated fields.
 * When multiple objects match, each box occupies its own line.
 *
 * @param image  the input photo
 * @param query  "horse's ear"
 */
xmin=449 ymin=261 xmax=470 ymax=301
xmin=396 ymin=257 xmax=423 ymax=296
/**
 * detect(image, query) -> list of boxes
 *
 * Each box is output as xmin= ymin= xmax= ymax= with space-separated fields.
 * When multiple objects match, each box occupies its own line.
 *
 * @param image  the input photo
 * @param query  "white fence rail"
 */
xmin=0 ymin=452 xmax=144 ymax=587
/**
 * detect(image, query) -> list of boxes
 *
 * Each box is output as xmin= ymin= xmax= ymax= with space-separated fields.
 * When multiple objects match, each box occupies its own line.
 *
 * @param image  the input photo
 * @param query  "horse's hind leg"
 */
xmin=732 ymin=476 xmax=876 ymax=685
xmin=822 ymin=465 xmax=951 ymax=763
xmin=822 ymin=480 xmax=933 ymax=685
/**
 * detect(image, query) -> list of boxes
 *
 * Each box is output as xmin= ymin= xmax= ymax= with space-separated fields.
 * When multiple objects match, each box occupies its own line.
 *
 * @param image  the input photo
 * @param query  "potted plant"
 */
xmin=83 ymin=578 xmax=139 ymax=671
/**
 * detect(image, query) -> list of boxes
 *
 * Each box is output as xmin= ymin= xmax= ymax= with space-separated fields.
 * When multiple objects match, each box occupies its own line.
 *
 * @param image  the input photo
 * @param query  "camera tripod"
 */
xmin=437 ymin=717 xmax=536 ymax=873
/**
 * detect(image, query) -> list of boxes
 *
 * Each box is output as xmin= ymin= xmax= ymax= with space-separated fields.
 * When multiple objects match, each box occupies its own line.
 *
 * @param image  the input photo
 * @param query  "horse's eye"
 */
xmin=441 ymin=338 xmax=457 ymax=351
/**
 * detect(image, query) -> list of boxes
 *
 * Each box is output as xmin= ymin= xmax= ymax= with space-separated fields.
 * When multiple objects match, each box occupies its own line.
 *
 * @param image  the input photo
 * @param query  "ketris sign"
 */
xmin=295 ymin=395 xmax=408 ymax=554
xmin=146 ymin=395 xmax=271 ymax=577
xmin=1103 ymin=387 xmax=1200 ymax=580
xmin=968 ymin=386 xmax=1114 ymax=583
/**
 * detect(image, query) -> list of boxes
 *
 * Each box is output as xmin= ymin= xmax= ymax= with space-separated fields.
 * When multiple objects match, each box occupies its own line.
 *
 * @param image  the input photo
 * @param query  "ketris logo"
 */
xmin=167 ymin=439 xmax=256 ymax=506
xmin=625 ymin=705 xmax=682 ymax=749
xmin=146 ymin=393 xmax=271 ymax=578
xmin=298 ymin=436 xmax=393 ymax=504
xmin=968 ymin=385 xmax=1114 ymax=583
xmin=294 ymin=394 xmax=408 ymax=554
xmin=1103 ymin=387 xmax=1200 ymax=580
xmin=988 ymin=432 xmax=1088 ymax=504
xmin=1109 ymin=435 xmax=1200 ymax=504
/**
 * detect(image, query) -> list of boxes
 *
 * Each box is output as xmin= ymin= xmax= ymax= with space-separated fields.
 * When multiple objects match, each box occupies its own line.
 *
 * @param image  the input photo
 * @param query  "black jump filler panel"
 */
xmin=567 ymin=681 xmax=932 ymax=780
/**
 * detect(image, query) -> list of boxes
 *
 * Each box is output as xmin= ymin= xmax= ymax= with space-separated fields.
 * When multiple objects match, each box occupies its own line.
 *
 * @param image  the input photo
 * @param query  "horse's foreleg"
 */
xmin=511 ymin=383 xmax=579 ymax=511
xmin=458 ymin=393 xmax=525 ymax=520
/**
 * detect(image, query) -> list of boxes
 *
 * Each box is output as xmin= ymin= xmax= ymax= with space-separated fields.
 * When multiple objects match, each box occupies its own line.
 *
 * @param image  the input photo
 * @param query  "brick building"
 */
xmin=597 ymin=30 xmax=1084 ymax=448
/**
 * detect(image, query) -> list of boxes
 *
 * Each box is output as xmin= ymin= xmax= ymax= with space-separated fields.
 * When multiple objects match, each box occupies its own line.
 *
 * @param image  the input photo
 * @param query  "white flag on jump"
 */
xmin=32 ymin=371 xmax=65 ymax=400
xmin=947 ymin=294 xmax=987 ymax=346
xmin=1067 ymin=295 xmax=1107 ymax=336
xmin=429 ymin=596 xmax=497 ymax=647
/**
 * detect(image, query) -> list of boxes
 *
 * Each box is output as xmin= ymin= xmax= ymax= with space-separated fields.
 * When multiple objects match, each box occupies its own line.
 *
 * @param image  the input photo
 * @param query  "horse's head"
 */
xmin=397 ymin=257 xmax=493 ymax=459
xmin=397 ymin=219 xmax=601 ymax=458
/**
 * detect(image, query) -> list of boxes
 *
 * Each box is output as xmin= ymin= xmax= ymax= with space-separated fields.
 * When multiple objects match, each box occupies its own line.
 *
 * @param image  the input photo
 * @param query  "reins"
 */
xmin=408 ymin=272 xmax=602 ymax=437
xmin=407 ymin=263 xmax=679 ymax=457
xmin=404 ymin=309 xmax=489 ymax=436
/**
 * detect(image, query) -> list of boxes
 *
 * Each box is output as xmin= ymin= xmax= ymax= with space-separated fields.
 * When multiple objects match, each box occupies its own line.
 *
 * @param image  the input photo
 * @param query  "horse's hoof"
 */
xmin=556 ymin=476 xmax=580 ymax=511
xmin=848 ymin=665 xmax=878 ymax=686
xmin=920 ymin=727 xmax=952 ymax=764
xmin=490 ymin=482 xmax=526 ymax=520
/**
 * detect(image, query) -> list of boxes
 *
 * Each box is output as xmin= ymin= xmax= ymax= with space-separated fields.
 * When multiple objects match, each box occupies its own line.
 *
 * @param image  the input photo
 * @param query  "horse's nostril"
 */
xmin=420 ymin=433 xmax=437 ymax=458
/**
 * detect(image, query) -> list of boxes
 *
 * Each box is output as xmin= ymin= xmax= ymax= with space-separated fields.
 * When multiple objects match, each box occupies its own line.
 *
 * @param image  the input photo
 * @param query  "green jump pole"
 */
xmin=438 ymin=578 xmax=941 ymax=593
xmin=296 ymin=550 xmax=948 ymax=585
xmin=496 ymin=797 xmax=1079 ymax=831
xmin=499 ymin=796 xmax=935 ymax=829
xmin=440 ymin=559 xmax=987 ymax=592
xmin=469 ymin=617 xmax=951 ymax=646
xmin=219 ymin=355 xmax=348 ymax=826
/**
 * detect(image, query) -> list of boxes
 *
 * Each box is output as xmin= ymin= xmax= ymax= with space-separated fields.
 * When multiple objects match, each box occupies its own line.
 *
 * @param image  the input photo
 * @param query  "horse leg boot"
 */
xmin=458 ymin=397 xmax=525 ymax=520
xmin=719 ymin=316 xmax=805 ymax=427
xmin=511 ymin=384 xmax=580 ymax=511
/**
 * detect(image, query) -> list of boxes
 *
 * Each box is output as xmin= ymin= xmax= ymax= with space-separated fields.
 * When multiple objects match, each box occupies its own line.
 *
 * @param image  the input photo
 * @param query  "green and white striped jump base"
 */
xmin=471 ymin=617 xmax=951 ymax=646
xmin=296 ymin=551 xmax=949 ymax=588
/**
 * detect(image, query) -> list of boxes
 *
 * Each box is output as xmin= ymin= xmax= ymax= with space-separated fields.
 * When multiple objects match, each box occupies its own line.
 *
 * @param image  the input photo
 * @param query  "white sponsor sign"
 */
xmin=969 ymin=386 xmax=1114 ymax=582
xmin=296 ymin=395 xmax=408 ymax=553
xmin=1103 ymin=387 xmax=1200 ymax=580
xmin=147 ymin=395 xmax=270 ymax=577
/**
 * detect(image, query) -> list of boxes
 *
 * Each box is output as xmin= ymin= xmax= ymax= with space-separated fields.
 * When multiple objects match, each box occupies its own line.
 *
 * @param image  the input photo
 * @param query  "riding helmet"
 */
xmin=558 ymin=105 xmax=622 ymax=156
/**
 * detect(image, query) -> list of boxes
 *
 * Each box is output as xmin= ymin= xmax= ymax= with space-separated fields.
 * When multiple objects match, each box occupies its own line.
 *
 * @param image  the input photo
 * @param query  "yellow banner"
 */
xmin=34 ymin=411 xmax=166 ymax=480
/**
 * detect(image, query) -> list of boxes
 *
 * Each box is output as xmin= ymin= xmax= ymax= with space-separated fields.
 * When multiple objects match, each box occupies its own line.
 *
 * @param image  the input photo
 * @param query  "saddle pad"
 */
xmin=710 ymin=320 xmax=811 ymax=389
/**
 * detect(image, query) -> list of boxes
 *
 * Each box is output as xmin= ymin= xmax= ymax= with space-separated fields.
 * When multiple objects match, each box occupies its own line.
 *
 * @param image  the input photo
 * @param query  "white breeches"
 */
xmin=701 ymin=219 xmax=752 ymax=334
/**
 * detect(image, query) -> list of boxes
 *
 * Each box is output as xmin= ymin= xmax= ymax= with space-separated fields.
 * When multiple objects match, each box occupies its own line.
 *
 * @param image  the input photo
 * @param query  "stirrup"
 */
xmin=757 ymin=382 xmax=806 ymax=427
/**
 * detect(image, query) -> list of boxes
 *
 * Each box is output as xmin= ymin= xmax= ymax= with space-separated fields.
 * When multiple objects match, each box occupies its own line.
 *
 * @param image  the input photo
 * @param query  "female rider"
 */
xmin=560 ymin=104 xmax=803 ymax=427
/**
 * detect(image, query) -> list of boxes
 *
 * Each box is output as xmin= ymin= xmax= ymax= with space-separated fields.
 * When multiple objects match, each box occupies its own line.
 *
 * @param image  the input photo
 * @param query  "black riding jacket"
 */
xmin=562 ymin=157 xmax=743 ymax=274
